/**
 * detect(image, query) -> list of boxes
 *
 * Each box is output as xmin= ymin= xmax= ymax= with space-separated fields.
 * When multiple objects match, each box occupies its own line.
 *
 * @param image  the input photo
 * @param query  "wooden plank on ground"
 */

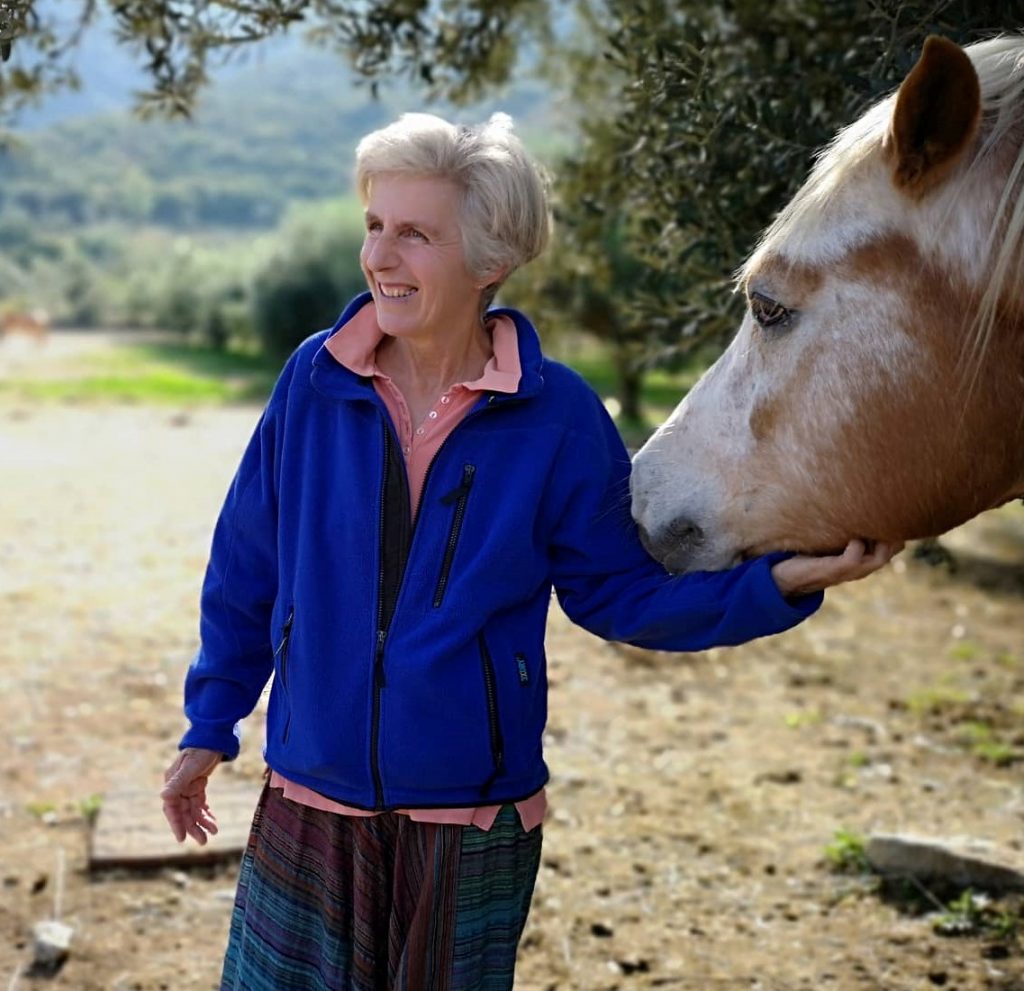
xmin=88 ymin=781 xmax=259 ymax=871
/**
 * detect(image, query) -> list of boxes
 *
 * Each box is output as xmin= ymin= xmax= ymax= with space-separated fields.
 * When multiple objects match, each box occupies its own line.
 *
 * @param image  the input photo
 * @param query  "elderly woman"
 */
xmin=162 ymin=112 xmax=899 ymax=991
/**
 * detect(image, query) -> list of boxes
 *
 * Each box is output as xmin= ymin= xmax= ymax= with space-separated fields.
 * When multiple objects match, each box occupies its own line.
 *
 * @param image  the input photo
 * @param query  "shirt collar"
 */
xmin=325 ymin=303 xmax=521 ymax=395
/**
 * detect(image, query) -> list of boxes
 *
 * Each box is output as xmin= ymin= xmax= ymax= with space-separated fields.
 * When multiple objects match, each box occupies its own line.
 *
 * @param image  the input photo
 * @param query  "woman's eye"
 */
xmin=404 ymin=228 xmax=427 ymax=241
xmin=366 ymin=221 xmax=382 ymax=234
xmin=748 ymin=292 xmax=792 ymax=330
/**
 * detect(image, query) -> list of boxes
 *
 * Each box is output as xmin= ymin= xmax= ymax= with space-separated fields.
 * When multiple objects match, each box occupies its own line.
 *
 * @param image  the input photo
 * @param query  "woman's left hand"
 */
xmin=771 ymin=539 xmax=904 ymax=598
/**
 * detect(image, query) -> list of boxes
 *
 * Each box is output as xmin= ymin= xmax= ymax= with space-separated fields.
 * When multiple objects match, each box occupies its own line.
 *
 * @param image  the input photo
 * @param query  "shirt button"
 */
xmin=440 ymin=396 xmax=450 ymax=404
xmin=416 ymin=427 xmax=425 ymax=435
xmin=428 ymin=410 xmax=438 ymax=419
xmin=403 ymin=446 xmax=411 ymax=455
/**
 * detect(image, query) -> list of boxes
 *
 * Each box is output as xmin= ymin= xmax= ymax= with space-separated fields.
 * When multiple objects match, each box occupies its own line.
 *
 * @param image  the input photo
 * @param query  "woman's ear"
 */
xmin=477 ymin=266 xmax=508 ymax=291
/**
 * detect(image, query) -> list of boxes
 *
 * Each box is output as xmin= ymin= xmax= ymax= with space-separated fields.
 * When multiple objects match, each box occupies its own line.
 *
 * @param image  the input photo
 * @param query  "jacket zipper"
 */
xmin=275 ymin=607 xmax=295 ymax=743
xmin=433 ymin=463 xmax=476 ymax=607
xmin=370 ymin=426 xmax=394 ymax=810
xmin=477 ymin=633 xmax=505 ymax=797
xmin=370 ymin=393 xmax=510 ymax=809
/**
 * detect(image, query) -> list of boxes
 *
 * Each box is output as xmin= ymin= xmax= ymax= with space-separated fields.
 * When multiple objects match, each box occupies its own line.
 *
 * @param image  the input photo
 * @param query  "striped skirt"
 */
xmin=220 ymin=783 xmax=542 ymax=991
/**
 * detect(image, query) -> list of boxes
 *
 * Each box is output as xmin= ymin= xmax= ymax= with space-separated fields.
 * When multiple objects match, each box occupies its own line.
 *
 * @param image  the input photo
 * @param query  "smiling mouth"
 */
xmin=378 ymin=283 xmax=417 ymax=299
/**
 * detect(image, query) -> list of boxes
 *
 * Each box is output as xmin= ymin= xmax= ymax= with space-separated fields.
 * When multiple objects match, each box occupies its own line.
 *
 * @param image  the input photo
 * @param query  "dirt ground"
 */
xmin=2 ymin=331 xmax=1024 ymax=990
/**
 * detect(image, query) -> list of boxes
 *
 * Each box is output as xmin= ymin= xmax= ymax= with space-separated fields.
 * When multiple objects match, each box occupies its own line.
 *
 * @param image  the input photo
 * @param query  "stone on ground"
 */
xmin=866 ymin=833 xmax=1024 ymax=891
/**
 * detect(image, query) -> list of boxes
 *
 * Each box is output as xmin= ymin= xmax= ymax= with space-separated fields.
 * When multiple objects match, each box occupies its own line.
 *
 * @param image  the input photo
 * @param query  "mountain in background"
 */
xmin=1 ymin=7 xmax=569 ymax=233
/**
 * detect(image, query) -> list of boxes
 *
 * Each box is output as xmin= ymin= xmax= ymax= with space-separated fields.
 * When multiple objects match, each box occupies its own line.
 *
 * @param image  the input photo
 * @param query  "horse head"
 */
xmin=631 ymin=36 xmax=1024 ymax=573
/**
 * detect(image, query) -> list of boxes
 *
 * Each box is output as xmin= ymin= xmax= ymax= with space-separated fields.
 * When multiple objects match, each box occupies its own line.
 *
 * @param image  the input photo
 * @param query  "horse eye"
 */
xmin=749 ymin=292 xmax=792 ymax=330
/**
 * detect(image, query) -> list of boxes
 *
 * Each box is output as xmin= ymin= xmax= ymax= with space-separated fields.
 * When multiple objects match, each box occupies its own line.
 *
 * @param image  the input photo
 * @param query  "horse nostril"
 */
xmin=638 ymin=515 xmax=705 ymax=572
xmin=667 ymin=516 xmax=703 ymax=546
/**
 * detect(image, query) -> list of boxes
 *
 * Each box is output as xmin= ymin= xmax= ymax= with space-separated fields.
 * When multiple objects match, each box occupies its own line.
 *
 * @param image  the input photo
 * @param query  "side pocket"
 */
xmin=433 ymin=464 xmax=476 ymax=608
xmin=478 ymin=633 xmax=505 ymax=797
xmin=274 ymin=606 xmax=294 ymax=743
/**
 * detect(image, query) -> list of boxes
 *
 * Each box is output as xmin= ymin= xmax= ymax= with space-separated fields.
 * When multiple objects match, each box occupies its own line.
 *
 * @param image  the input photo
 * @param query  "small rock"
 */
xmin=867 ymin=834 xmax=1024 ymax=892
xmin=833 ymin=715 xmax=887 ymax=740
xmin=32 ymin=919 xmax=74 ymax=969
xmin=590 ymin=922 xmax=614 ymax=938
xmin=755 ymin=768 xmax=803 ymax=785
xmin=616 ymin=958 xmax=650 ymax=975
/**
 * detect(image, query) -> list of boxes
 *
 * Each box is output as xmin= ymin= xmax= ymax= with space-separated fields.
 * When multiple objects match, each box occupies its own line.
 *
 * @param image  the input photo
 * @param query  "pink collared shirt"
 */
xmin=269 ymin=304 xmax=546 ymax=832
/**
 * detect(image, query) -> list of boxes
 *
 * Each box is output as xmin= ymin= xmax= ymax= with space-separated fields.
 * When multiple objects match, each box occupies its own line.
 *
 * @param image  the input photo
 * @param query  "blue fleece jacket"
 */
xmin=180 ymin=293 xmax=821 ymax=810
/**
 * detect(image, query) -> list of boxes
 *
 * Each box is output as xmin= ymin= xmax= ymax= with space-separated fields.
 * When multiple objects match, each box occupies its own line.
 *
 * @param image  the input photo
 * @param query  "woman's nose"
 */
xmin=363 ymin=235 xmax=397 ymax=271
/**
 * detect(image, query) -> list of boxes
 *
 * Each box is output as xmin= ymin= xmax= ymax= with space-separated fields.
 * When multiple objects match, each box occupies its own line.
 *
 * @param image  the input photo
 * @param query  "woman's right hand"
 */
xmin=161 ymin=747 xmax=222 ymax=845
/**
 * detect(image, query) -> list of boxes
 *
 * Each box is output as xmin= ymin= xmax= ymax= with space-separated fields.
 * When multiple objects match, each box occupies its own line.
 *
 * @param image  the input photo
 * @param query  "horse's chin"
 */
xmin=747 ymin=537 xmax=875 ymax=561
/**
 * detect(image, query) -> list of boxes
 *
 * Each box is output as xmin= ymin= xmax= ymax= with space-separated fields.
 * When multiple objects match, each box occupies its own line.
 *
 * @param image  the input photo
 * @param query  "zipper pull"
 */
xmin=480 ymin=751 xmax=505 ymax=798
xmin=441 ymin=464 xmax=476 ymax=504
xmin=274 ymin=608 xmax=294 ymax=656
xmin=374 ymin=629 xmax=387 ymax=688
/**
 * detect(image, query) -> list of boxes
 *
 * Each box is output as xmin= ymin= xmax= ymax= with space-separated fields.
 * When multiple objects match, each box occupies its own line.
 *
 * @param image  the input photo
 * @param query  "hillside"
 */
xmin=0 ymin=37 xmax=570 ymax=235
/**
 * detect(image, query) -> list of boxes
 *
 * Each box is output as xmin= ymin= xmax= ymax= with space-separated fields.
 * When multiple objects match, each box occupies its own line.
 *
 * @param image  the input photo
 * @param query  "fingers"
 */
xmin=161 ymin=748 xmax=222 ymax=844
xmin=162 ymin=794 xmax=218 ymax=845
xmin=836 ymin=538 xmax=904 ymax=581
xmin=773 ymin=538 xmax=906 ymax=596
xmin=188 ymin=792 xmax=219 ymax=835
xmin=162 ymin=800 xmax=188 ymax=843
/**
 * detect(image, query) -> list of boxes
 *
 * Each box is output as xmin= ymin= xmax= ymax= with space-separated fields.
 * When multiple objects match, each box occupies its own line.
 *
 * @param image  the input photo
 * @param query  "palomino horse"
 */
xmin=631 ymin=35 xmax=1024 ymax=573
xmin=1 ymin=309 xmax=50 ymax=345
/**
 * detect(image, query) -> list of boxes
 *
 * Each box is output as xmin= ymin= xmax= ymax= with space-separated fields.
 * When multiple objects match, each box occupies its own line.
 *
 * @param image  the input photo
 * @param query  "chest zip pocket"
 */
xmin=275 ymin=607 xmax=294 ymax=743
xmin=433 ymin=464 xmax=476 ymax=608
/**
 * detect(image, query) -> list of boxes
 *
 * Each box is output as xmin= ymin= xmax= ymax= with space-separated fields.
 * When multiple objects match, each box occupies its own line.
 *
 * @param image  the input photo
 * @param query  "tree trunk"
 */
xmin=617 ymin=352 xmax=643 ymax=423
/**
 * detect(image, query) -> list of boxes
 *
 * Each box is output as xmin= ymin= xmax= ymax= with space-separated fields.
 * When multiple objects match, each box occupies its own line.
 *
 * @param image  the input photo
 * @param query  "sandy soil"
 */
xmin=2 ymin=332 xmax=1024 ymax=990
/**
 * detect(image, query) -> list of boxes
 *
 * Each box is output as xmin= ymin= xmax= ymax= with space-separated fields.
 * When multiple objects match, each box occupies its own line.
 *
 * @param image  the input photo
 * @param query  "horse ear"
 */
xmin=889 ymin=36 xmax=981 ymax=198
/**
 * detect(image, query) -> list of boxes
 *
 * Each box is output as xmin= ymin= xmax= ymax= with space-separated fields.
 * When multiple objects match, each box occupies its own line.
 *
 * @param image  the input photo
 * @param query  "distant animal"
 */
xmin=1 ymin=309 xmax=50 ymax=345
xmin=630 ymin=35 xmax=1024 ymax=574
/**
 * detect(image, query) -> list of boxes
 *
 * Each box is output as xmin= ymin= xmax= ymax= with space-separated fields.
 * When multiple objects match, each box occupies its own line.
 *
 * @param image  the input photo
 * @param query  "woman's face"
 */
xmin=360 ymin=174 xmax=484 ymax=344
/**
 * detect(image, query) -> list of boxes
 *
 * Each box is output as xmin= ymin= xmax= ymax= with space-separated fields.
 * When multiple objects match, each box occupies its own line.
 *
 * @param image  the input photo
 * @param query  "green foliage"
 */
xmin=824 ymin=828 xmax=870 ymax=874
xmin=251 ymin=200 xmax=368 ymax=358
xmin=954 ymin=721 xmax=1021 ymax=767
xmin=559 ymin=0 xmax=1024 ymax=363
xmin=0 ymin=1 xmax=553 ymax=125
xmin=78 ymin=793 xmax=103 ymax=824
xmin=25 ymin=799 xmax=56 ymax=818
xmin=934 ymin=890 xmax=1022 ymax=940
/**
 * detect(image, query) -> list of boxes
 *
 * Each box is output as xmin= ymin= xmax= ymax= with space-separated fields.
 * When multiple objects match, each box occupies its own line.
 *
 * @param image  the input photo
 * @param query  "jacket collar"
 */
xmin=310 ymin=292 xmax=545 ymax=403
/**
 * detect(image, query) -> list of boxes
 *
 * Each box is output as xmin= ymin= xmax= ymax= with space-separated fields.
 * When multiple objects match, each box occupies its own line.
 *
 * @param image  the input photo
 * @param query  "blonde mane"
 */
xmin=743 ymin=35 xmax=1024 ymax=385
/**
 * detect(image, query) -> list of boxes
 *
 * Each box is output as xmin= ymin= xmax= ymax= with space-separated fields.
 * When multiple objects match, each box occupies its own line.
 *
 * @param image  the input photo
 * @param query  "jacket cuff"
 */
xmin=755 ymin=551 xmax=825 ymax=622
xmin=179 ymin=723 xmax=241 ymax=762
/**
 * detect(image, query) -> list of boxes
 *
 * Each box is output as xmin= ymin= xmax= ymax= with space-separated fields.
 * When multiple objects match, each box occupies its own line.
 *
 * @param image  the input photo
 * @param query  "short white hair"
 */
xmin=354 ymin=112 xmax=551 ymax=289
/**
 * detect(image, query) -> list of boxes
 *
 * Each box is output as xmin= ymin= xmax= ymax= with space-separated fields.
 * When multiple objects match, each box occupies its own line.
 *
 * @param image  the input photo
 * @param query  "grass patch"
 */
xmin=954 ymin=722 xmax=1021 ymax=767
xmin=784 ymin=709 xmax=823 ymax=730
xmin=948 ymin=641 xmax=982 ymax=662
xmin=824 ymin=829 xmax=870 ymax=874
xmin=25 ymin=800 xmax=57 ymax=818
xmin=0 ymin=339 xmax=279 ymax=405
xmin=934 ymin=890 xmax=1023 ymax=940
xmin=906 ymin=685 xmax=972 ymax=716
